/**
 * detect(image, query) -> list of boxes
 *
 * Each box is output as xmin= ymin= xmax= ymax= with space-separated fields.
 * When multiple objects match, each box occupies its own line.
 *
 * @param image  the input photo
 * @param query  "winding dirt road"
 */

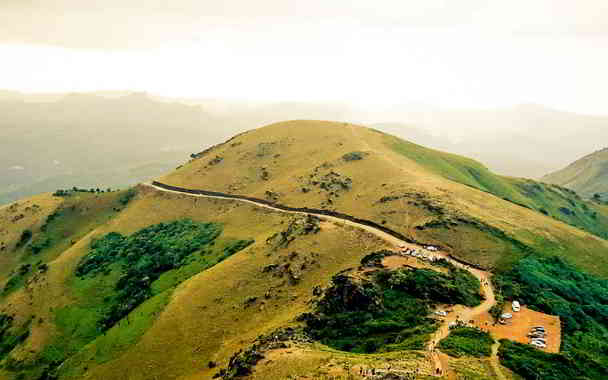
xmin=144 ymin=182 xmax=503 ymax=378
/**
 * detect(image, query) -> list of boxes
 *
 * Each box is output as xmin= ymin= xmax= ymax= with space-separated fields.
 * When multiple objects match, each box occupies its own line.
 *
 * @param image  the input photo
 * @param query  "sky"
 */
xmin=1 ymin=1 xmax=608 ymax=114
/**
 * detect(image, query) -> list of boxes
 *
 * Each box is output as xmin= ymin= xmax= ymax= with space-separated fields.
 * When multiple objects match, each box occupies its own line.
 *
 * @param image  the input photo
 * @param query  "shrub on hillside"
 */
xmin=342 ymin=151 xmax=366 ymax=161
xmin=438 ymin=327 xmax=493 ymax=358
xmin=118 ymin=188 xmax=137 ymax=205
xmin=16 ymin=230 xmax=32 ymax=248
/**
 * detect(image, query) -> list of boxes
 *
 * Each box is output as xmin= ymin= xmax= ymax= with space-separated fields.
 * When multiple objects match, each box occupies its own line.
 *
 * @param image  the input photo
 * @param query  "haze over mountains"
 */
xmin=2 ymin=90 xmax=608 ymax=204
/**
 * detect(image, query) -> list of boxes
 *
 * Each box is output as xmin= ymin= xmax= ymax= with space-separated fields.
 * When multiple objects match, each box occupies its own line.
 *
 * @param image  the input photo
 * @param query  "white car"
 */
xmin=512 ymin=301 xmax=521 ymax=312
xmin=530 ymin=341 xmax=547 ymax=348
xmin=435 ymin=311 xmax=448 ymax=317
xmin=531 ymin=338 xmax=547 ymax=344
xmin=501 ymin=313 xmax=513 ymax=319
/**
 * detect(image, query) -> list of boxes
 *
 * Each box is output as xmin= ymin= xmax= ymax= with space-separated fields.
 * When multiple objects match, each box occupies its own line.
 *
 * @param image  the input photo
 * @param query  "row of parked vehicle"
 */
xmin=398 ymin=244 xmax=439 ymax=262
xmin=528 ymin=326 xmax=547 ymax=349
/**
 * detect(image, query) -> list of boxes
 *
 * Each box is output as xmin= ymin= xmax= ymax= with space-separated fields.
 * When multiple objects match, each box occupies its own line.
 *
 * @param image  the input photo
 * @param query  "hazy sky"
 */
xmin=1 ymin=1 xmax=607 ymax=113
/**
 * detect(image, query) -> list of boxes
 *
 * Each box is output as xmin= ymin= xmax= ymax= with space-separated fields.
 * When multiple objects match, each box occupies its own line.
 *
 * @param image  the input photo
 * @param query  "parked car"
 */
xmin=528 ymin=333 xmax=546 ymax=338
xmin=512 ymin=301 xmax=521 ymax=312
xmin=435 ymin=311 xmax=448 ymax=317
xmin=530 ymin=341 xmax=547 ymax=348
xmin=531 ymin=338 xmax=547 ymax=343
xmin=501 ymin=313 xmax=513 ymax=319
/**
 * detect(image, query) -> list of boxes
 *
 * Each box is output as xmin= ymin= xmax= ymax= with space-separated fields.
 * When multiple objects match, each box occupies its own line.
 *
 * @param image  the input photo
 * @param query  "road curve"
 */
xmin=143 ymin=182 xmax=501 ymax=377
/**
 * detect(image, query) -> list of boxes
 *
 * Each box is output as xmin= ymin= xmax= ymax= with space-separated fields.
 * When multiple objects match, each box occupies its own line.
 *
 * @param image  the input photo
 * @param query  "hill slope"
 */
xmin=0 ymin=120 xmax=607 ymax=380
xmin=543 ymin=147 xmax=608 ymax=199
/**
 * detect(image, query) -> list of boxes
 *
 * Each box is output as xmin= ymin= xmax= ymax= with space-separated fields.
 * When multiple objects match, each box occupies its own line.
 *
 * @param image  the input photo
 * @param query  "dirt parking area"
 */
xmin=473 ymin=305 xmax=561 ymax=353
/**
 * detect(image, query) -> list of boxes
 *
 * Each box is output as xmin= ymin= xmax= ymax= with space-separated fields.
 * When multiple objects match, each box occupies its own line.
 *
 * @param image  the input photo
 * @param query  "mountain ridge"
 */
xmin=542 ymin=147 xmax=608 ymax=198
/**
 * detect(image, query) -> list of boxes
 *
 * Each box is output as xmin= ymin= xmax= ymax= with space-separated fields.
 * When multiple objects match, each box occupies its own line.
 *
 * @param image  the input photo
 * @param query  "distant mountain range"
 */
xmin=0 ymin=92 xmax=234 ymax=204
xmin=3 ymin=90 xmax=608 ymax=204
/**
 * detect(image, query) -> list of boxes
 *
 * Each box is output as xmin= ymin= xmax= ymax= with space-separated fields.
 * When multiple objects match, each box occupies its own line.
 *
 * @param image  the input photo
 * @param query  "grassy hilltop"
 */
xmin=164 ymin=120 xmax=608 ymax=275
xmin=0 ymin=120 xmax=606 ymax=380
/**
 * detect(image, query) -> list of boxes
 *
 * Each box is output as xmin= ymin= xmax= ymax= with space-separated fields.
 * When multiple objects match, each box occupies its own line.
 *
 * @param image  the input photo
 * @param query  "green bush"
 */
xmin=438 ymin=327 xmax=493 ymax=358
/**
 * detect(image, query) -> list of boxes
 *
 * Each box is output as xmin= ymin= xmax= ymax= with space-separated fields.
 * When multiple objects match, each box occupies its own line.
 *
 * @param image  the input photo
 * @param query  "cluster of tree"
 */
xmin=53 ymin=187 xmax=114 ymax=197
xmin=76 ymin=219 xmax=223 ymax=330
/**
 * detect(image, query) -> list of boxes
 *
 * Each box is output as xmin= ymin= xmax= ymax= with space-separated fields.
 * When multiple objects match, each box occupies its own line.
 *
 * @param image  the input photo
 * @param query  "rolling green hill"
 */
xmin=543 ymin=147 xmax=608 ymax=200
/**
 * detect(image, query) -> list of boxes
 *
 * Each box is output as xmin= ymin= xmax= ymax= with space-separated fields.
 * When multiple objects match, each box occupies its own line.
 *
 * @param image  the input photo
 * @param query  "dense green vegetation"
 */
xmin=305 ymin=264 xmax=482 ymax=353
xmin=438 ymin=327 xmax=494 ymax=358
xmin=76 ymin=219 xmax=223 ymax=329
xmin=495 ymin=256 xmax=608 ymax=379
xmin=499 ymin=340 xmax=605 ymax=380
xmin=388 ymin=137 xmax=608 ymax=240
xmin=381 ymin=266 xmax=483 ymax=307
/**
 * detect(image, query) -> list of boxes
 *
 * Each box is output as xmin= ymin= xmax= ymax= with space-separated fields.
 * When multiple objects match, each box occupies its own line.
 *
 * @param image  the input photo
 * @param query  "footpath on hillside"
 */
xmin=144 ymin=182 xmax=505 ymax=378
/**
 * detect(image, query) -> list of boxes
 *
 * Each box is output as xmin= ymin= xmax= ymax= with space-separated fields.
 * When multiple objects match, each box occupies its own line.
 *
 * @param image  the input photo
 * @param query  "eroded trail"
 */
xmin=426 ymin=256 xmax=497 ymax=377
xmin=144 ymin=182 xmax=501 ymax=377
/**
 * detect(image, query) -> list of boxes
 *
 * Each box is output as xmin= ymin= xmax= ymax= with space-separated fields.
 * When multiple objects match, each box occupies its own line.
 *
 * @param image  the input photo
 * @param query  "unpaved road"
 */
xmin=144 ymin=182 xmax=503 ymax=378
